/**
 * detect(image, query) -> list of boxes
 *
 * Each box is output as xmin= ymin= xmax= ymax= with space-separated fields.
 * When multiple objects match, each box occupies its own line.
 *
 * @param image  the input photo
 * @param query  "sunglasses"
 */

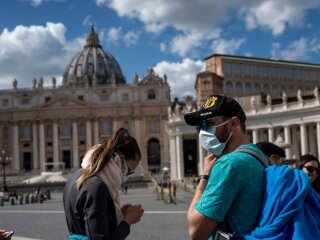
xmin=304 ymin=165 xmax=320 ymax=174
xmin=197 ymin=116 xmax=229 ymax=131
xmin=124 ymin=159 xmax=135 ymax=176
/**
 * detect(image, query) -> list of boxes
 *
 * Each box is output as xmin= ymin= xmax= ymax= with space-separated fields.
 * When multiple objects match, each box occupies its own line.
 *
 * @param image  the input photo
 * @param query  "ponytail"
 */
xmin=76 ymin=128 xmax=140 ymax=190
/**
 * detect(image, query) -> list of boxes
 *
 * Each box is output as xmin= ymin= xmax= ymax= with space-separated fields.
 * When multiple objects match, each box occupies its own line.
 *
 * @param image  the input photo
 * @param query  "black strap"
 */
xmin=235 ymin=148 xmax=270 ymax=168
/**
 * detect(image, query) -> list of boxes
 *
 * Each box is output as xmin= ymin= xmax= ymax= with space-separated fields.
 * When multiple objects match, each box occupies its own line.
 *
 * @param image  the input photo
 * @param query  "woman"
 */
xmin=63 ymin=128 xmax=144 ymax=239
xmin=298 ymin=154 xmax=320 ymax=193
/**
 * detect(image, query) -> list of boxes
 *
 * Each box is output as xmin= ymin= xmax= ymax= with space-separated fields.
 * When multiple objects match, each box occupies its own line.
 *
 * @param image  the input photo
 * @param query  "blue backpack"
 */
xmin=236 ymin=149 xmax=320 ymax=240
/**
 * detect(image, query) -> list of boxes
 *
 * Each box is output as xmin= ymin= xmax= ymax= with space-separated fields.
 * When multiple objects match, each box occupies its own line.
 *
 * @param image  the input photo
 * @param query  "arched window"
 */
xmin=46 ymin=125 xmax=53 ymax=138
xmin=148 ymin=89 xmax=156 ymax=100
xmin=245 ymin=83 xmax=252 ymax=94
xmin=263 ymin=84 xmax=270 ymax=94
xmin=79 ymin=123 xmax=86 ymax=136
xmin=226 ymin=81 xmax=233 ymax=94
xmin=203 ymin=79 xmax=210 ymax=90
xmin=254 ymin=83 xmax=261 ymax=92
xmin=101 ymin=120 xmax=111 ymax=135
xmin=149 ymin=119 xmax=157 ymax=134
xmin=61 ymin=123 xmax=71 ymax=137
xmin=22 ymin=125 xmax=31 ymax=138
xmin=147 ymin=138 xmax=161 ymax=173
xmin=235 ymin=82 xmax=243 ymax=95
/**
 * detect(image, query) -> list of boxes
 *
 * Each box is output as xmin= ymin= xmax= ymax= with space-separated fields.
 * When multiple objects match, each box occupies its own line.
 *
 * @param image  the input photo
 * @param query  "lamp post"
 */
xmin=0 ymin=150 xmax=11 ymax=192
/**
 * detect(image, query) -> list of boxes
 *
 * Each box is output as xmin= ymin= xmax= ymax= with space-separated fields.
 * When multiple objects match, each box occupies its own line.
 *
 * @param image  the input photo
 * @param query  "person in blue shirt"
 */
xmin=184 ymin=95 xmax=270 ymax=240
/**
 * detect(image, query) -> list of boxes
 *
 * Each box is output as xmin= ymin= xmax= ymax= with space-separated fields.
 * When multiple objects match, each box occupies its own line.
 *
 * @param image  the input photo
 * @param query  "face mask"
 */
xmin=199 ymin=119 xmax=233 ymax=156
xmin=114 ymin=153 xmax=136 ymax=182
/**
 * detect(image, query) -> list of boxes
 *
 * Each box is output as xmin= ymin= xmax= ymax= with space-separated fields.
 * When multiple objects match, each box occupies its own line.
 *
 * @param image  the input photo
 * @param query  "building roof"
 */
xmin=62 ymin=24 xmax=125 ymax=87
xmin=204 ymin=54 xmax=320 ymax=68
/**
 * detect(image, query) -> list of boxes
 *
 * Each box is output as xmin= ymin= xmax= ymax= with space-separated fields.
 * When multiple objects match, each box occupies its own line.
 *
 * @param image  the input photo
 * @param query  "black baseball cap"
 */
xmin=184 ymin=95 xmax=246 ymax=126
xmin=256 ymin=142 xmax=286 ymax=158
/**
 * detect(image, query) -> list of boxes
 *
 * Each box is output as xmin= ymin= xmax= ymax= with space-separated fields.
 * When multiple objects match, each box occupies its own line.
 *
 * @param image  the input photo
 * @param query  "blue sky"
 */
xmin=1 ymin=0 xmax=320 ymax=99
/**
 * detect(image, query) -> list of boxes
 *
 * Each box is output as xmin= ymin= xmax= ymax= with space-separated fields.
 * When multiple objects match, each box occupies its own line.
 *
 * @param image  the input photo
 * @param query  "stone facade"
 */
xmin=0 ymin=26 xmax=170 ymax=174
xmin=169 ymin=54 xmax=320 ymax=180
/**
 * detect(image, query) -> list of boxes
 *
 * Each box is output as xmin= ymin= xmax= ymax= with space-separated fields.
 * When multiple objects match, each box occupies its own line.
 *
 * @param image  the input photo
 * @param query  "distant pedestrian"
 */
xmin=256 ymin=141 xmax=285 ymax=166
xmin=172 ymin=183 xmax=177 ymax=198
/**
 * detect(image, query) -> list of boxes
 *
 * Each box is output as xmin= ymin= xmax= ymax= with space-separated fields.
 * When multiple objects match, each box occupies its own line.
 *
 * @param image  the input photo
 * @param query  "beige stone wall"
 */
xmin=0 ymin=78 xmax=170 ymax=173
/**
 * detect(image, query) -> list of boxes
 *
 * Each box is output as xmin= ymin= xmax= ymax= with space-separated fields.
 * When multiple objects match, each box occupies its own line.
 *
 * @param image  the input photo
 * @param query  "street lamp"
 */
xmin=0 ymin=150 xmax=11 ymax=192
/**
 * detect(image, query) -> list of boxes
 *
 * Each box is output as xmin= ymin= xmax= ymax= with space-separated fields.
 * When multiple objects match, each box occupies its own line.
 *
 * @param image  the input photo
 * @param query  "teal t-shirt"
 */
xmin=195 ymin=144 xmax=269 ymax=238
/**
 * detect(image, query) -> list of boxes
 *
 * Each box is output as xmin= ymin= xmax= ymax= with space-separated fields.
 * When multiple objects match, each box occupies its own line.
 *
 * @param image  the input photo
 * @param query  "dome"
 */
xmin=62 ymin=24 xmax=126 ymax=87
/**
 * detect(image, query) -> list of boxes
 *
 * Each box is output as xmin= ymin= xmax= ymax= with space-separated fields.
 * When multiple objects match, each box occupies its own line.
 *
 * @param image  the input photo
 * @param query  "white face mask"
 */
xmin=199 ymin=119 xmax=233 ymax=156
xmin=113 ymin=153 xmax=137 ymax=182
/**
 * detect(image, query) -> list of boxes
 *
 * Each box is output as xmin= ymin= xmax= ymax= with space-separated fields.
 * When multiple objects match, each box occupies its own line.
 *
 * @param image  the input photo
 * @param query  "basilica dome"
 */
xmin=62 ymin=24 xmax=126 ymax=87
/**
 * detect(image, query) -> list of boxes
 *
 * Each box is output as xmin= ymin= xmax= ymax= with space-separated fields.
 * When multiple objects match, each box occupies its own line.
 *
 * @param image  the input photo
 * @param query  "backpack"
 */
xmin=235 ymin=148 xmax=320 ymax=240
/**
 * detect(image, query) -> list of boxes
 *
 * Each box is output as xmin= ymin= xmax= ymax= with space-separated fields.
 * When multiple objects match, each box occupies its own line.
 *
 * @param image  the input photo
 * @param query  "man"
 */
xmin=256 ymin=142 xmax=285 ymax=166
xmin=185 ymin=95 xmax=270 ymax=240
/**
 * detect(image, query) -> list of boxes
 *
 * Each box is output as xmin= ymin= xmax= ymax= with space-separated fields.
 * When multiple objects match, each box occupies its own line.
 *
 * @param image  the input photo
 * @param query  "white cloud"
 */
xmin=241 ymin=0 xmax=320 ymax=36
xmin=97 ymin=0 xmax=246 ymax=55
xmin=211 ymin=38 xmax=246 ymax=55
xmin=107 ymin=27 xmax=122 ymax=43
xmin=123 ymin=30 xmax=140 ymax=46
xmin=170 ymin=30 xmax=221 ymax=57
xmin=95 ymin=0 xmax=106 ymax=7
xmin=159 ymin=42 xmax=166 ymax=52
xmin=97 ymin=0 xmax=320 ymax=57
xmin=0 ymin=23 xmax=84 ymax=89
xmin=24 ymin=0 xmax=65 ymax=7
xmin=271 ymin=37 xmax=320 ymax=60
xmin=153 ymin=58 xmax=204 ymax=99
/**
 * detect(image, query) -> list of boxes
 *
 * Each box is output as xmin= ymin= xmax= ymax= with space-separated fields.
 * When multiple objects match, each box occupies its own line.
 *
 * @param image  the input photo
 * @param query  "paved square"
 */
xmin=0 ymin=187 xmax=193 ymax=240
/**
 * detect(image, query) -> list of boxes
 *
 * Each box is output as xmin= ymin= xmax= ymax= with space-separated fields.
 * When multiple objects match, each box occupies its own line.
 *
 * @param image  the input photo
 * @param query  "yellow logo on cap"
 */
xmin=203 ymin=96 xmax=218 ymax=108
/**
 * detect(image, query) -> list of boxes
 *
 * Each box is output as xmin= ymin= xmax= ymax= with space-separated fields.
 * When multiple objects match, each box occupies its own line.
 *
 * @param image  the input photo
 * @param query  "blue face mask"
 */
xmin=199 ymin=119 xmax=233 ymax=156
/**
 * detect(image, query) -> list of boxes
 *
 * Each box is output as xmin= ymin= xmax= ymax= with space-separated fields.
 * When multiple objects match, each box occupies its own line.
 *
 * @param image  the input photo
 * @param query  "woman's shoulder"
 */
xmin=81 ymin=174 xmax=107 ymax=193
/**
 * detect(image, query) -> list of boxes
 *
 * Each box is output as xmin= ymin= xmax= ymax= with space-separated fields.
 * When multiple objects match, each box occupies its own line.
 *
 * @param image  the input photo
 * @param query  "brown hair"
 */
xmin=76 ymin=128 xmax=141 ymax=189
xmin=298 ymin=154 xmax=320 ymax=193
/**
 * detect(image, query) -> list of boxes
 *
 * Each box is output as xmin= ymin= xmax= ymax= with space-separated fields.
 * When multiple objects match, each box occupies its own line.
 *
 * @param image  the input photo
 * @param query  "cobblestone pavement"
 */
xmin=0 ymin=187 xmax=193 ymax=240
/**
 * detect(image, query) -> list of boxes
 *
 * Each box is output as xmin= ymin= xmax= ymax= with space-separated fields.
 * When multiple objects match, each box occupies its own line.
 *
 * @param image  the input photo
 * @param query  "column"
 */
xmin=72 ymin=121 xmax=79 ymax=168
xmin=198 ymin=140 xmax=204 ymax=175
xmin=53 ymin=122 xmax=59 ymax=168
xmin=176 ymin=133 xmax=184 ymax=179
xmin=300 ymin=123 xmax=308 ymax=156
xmin=161 ymin=119 xmax=169 ymax=169
xmin=12 ymin=124 xmax=20 ymax=171
xmin=86 ymin=119 xmax=92 ymax=150
xmin=268 ymin=127 xmax=274 ymax=142
xmin=317 ymin=122 xmax=320 ymax=159
xmin=32 ymin=122 xmax=39 ymax=170
xmin=93 ymin=119 xmax=99 ymax=144
xmin=308 ymin=125 xmax=316 ymax=156
xmin=291 ymin=126 xmax=299 ymax=159
xmin=112 ymin=117 xmax=119 ymax=132
xmin=134 ymin=117 xmax=141 ymax=145
xmin=169 ymin=132 xmax=177 ymax=179
xmin=252 ymin=129 xmax=259 ymax=144
xmin=39 ymin=122 xmax=45 ymax=171
xmin=284 ymin=126 xmax=292 ymax=159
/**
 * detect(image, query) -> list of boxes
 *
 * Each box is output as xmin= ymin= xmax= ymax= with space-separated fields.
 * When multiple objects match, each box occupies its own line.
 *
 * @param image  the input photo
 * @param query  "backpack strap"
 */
xmin=235 ymin=148 xmax=270 ymax=168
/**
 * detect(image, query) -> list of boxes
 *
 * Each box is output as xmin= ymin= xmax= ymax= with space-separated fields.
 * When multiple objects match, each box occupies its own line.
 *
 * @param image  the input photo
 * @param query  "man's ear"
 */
xmin=230 ymin=117 xmax=240 ymax=130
